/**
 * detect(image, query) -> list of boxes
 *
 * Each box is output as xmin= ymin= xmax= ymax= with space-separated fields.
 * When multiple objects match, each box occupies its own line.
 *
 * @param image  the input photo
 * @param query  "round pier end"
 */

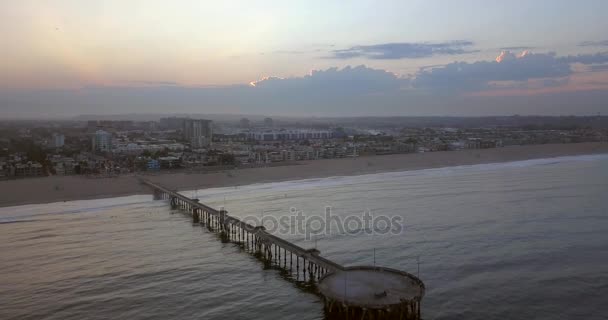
xmin=318 ymin=266 xmax=425 ymax=320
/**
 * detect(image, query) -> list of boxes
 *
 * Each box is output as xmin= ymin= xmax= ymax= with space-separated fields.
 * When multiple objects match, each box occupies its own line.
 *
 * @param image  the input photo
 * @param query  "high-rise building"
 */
xmin=92 ymin=130 xmax=113 ymax=153
xmin=160 ymin=117 xmax=188 ymax=130
xmin=239 ymin=118 xmax=251 ymax=129
xmin=51 ymin=133 xmax=65 ymax=148
xmin=183 ymin=119 xmax=213 ymax=147
xmin=264 ymin=117 xmax=274 ymax=127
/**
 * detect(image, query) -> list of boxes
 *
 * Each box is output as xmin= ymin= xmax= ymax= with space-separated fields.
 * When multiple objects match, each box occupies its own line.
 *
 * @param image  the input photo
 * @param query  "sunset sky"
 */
xmin=1 ymin=0 xmax=608 ymax=117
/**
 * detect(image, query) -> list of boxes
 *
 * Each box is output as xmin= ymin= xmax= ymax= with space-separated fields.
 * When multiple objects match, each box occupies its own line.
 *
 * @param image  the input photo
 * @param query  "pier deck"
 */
xmin=143 ymin=179 xmax=344 ymax=273
xmin=141 ymin=179 xmax=424 ymax=319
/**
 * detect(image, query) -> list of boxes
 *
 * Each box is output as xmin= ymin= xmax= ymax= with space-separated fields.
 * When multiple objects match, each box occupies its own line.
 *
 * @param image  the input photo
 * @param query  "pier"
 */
xmin=142 ymin=179 xmax=425 ymax=319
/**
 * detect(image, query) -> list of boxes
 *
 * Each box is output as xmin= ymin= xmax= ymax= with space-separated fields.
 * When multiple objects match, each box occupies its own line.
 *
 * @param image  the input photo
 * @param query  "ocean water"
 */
xmin=1 ymin=154 xmax=608 ymax=320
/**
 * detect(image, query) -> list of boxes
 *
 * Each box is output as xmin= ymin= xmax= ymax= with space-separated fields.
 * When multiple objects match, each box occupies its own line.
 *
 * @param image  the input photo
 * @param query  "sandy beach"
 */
xmin=0 ymin=142 xmax=606 ymax=208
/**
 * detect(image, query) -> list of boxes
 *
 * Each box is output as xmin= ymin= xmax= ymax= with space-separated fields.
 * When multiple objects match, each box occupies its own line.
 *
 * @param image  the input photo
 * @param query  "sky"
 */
xmin=1 ymin=0 xmax=608 ymax=118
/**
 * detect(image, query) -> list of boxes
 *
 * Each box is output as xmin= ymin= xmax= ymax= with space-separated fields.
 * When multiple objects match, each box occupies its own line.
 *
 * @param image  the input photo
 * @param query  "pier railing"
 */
xmin=141 ymin=179 xmax=344 ymax=279
xmin=141 ymin=178 xmax=425 ymax=320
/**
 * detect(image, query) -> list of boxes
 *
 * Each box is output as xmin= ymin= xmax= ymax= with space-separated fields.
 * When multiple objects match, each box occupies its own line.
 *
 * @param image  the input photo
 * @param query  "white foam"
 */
xmin=190 ymin=153 xmax=608 ymax=201
xmin=0 ymin=194 xmax=157 ymax=223
xmin=2 ymin=153 xmax=606 ymax=222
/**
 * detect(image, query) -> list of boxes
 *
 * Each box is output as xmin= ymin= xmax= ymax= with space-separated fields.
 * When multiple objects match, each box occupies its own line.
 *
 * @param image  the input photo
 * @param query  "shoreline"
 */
xmin=0 ymin=142 xmax=607 ymax=208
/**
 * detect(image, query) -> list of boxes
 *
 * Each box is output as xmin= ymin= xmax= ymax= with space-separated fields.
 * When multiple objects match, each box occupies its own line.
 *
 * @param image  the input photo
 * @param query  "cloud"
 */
xmin=500 ymin=46 xmax=535 ymax=50
xmin=495 ymin=50 xmax=531 ymax=62
xmin=579 ymin=40 xmax=608 ymax=47
xmin=0 ymin=65 xmax=410 ymax=117
xmin=560 ymin=51 xmax=608 ymax=64
xmin=413 ymin=51 xmax=608 ymax=92
xmin=589 ymin=64 xmax=608 ymax=72
xmin=2 ymin=53 xmax=608 ymax=118
xmin=127 ymin=80 xmax=180 ymax=86
xmin=249 ymin=65 xmax=407 ymax=93
xmin=268 ymin=44 xmax=336 ymax=55
xmin=541 ymin=77 xmax=570 ymax=87
xmin=272 ymin=50 xmax=307 ymax=55
xmin=327 ymin=41 xmax=476 ymax=60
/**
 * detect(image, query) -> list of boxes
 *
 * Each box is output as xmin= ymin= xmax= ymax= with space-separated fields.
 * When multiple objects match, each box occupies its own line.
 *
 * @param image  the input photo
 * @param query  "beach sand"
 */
xmin=1 ymin=142 xmax=606 ymax=208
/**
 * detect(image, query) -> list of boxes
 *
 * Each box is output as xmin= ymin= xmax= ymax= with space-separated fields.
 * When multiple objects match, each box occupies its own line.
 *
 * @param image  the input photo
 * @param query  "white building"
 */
xmin=246 ymin=129 xmax=333 ymax=141
xmin=281 ymin=150 xmax=296 ymax=161
xmin=52 ymin=158 xmax=75 ymax=175
xmin=112 ymin=142 xmax=185 ymax=155
xmin=92 ymin=130 xmax=113 ymax=153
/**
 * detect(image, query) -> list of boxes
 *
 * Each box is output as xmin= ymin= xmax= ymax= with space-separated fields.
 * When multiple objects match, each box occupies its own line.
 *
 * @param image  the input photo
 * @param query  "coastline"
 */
xmin=1 ymin=142 xmax=607 ymax=208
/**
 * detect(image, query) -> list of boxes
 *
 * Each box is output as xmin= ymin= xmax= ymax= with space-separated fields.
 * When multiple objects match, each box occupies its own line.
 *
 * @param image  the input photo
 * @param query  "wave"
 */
xmin=0 ymin=195 xmax=160 ymax=224
xmin=0 ymin=219 xmax=39 ymax=225
xmin=191 ymin=153 xmax=608 ymax=200
xmin=2 ymin=153 xmax=606 ymax=223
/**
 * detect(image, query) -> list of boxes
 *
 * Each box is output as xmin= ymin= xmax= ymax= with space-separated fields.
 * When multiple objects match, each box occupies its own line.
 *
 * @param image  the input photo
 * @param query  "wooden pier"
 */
xmin=142 ymin=179 xmax=424 ymax=319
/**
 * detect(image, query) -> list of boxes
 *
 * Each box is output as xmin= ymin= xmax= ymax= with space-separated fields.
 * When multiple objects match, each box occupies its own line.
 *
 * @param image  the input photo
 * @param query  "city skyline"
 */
xmin=2 ymin=1 xmax=608 ymax=117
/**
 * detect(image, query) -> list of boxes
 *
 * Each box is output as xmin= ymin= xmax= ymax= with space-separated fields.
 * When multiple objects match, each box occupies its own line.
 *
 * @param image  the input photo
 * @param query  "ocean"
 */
xmin=1 ymin=154 xmax=607 ymax=320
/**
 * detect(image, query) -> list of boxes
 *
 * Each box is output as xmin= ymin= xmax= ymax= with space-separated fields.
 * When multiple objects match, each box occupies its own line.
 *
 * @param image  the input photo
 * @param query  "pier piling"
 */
xmin=141 ymin=179 xmax=425 ymax=320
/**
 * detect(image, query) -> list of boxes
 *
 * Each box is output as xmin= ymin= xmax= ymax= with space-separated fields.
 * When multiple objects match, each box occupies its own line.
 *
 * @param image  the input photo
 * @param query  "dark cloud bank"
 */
xmin=579 ymin=40 xmax=608 ymax=47
xmin=414 ymin=51 xmax=608 ymax=91
xmin=500 ymin=46 xmax=535 ymax=50
xmin=328 ymin=41 xmax=476 ymax=59
xmin=2 ymin=51 xmax=608 ymax=118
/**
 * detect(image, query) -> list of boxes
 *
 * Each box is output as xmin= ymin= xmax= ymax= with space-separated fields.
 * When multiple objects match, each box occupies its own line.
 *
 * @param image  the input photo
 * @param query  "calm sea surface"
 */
xmin=1 ymin=154 xmax=608 ymax=320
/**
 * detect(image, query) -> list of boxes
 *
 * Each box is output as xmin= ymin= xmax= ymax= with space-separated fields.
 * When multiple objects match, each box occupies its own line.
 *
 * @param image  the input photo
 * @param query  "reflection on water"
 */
xmin=1 ymin=154 xmax=607 ymax=320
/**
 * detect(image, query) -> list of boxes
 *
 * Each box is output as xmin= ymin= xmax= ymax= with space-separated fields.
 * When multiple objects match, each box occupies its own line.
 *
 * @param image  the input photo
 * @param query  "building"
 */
xmin=51 ymin=133 xmax=65 ymax=148
xmin=281 ymin=150 xmax=296 ymax=161
xmin=0 ymin=161 xmax=7 ymax=178
xmin=147 ymin=159 xmax=160 ymax=171
xmin=465 ymin=138 xmax=499 ymax=149
xmin=92 ymin=130 xmax=113 ymax=153
xmin=112 ymin=142 xmax=185 ymax=155
xmin=14 ymin=162 xmax=44 ymax=177
xmin=49 ymin=156 xmax=75 ymax=175
xmin=191 ymin=136 xmax=211 ymax=149
xmin=213 ymin=133 xmax=248 ymax=143
xmin=246 ymin=129 xmax=333 ymax=141
xmin=239 ymin=118 xmax=251 ymax=129
xmin=158 ymin=156 xmax=181 ymax=169
xmin=87 ymin=120 xmax=134 ymax=132
xmin=183 ymin=119 xmax=213 ymax=147
xmin=160 ymin=117 xmax=187 ymax=130
xmin=268 ymin=151 xmax=283 ymax=162
xmin=264 ymin=117 xmax=274 ymax=127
